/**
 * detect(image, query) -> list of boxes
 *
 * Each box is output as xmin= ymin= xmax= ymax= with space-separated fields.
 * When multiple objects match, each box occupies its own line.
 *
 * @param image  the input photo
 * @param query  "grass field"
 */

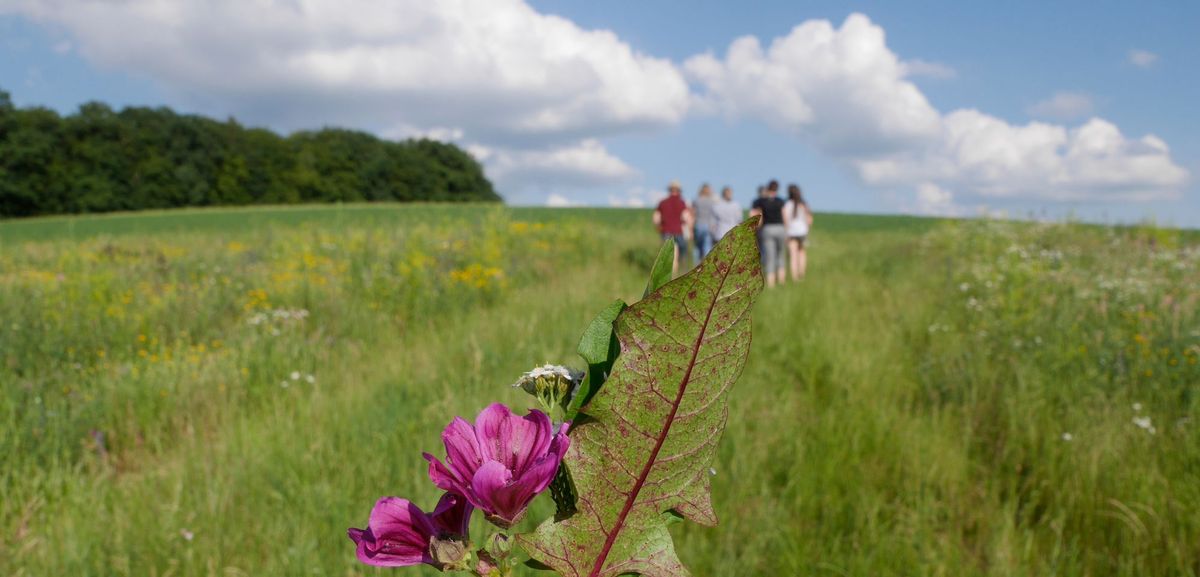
xmin=1 ymin=204 xmax=1198 ymax=576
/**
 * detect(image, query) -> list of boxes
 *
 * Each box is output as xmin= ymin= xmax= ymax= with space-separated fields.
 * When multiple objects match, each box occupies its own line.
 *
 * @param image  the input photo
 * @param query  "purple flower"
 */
xmin=424 ymin=403 xmax=570 ymax=528
xmin=347 ymin=493 xmax=472 ymax=568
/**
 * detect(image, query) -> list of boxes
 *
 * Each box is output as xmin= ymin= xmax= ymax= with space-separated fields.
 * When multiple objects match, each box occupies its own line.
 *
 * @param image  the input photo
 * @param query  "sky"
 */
xmin=1 ymin=0 xmax=1197 ymax=225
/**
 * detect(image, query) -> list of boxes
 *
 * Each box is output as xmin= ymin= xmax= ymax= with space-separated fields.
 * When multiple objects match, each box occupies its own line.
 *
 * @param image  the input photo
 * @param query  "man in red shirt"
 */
xmin=653 ymin=179 xmax=692 ymax=276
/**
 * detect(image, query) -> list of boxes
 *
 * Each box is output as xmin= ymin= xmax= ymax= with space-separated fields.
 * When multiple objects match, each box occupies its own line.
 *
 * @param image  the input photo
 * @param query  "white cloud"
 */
xmin=51 ymin=39 xmax=72 ymax=54
xmin=545 ymin=193 xmax=576 ymax=207
xmin=1128 ymin=49 xmax=1158 ymax=68
xmin=913 ymin=182 xmax=961 ymax=216
xmin=4 ymin=0 xmax=689 ymax=193
xmin=859 ymin=114 xmax=1189 ymax=202
xmin=486 ymin=139 xmax=638 ymax=193
xmin=686 ymin=15 xmax=943 ymax=157
xmin=1027 ymin=91 xmax=1093 ymax=120
xmin=687 ymin=13 xmax=1189 ymax=204
xmin=382 ymin=124 xmax=466 ymax=143
xmin=902 ymin=58 xmax=956 ymax=79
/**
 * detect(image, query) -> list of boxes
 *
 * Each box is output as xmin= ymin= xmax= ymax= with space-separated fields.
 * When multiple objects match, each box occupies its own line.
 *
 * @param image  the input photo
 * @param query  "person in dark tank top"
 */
xmin=750 ymin=180 xmax=789 ymax=288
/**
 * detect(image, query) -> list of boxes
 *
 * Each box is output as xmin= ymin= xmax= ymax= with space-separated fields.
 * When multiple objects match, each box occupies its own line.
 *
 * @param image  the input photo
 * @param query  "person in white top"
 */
xmin=783 ymin=183 xmax=813 ymax=281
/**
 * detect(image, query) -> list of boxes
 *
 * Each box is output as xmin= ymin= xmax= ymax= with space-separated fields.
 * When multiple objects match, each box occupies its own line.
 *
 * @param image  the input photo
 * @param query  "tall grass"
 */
xmin=1 ymin=206 xmax=1197 ymax=576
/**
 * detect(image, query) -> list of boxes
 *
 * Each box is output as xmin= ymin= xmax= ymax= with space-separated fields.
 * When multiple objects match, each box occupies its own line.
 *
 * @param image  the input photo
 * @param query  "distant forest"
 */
xmin=0 ymin=90 xmax=499 ymax=218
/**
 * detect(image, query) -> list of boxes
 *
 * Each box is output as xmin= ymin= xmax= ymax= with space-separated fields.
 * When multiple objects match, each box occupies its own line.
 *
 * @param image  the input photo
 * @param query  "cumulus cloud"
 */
xmin=858 ymin=114 xmax=1189 ymax=202
xmin=545 ymin=193 xmax=577 ymax=207
xmin=4 ymin=0 xmax=687 ymax=195
xmin=1027 ymin=91 xmax=1094 ymax=120
xmin=1128 ymin=49 xmax=1159 ymax=68
xmin=485 ymin=139 xmax=638 ymax=192
xmin=7 ymin=0 xmax=688 ymax=141
xmin=686 ymin=13 xmax=1189 ymax=204
xmin=914 ymin=182 xmax=960 ymax=216
xmin=686 ymin=15 xmax=942 ymax=156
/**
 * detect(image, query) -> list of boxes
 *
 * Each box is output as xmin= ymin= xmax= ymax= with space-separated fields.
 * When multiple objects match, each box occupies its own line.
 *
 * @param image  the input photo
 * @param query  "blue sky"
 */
xmin=2 ymin=1 xmax=1197 ymax=225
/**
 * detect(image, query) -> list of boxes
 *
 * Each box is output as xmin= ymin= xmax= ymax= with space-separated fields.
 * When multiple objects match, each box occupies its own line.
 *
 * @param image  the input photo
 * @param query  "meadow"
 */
xmin=1 ymin=204 xmax=1197 ymax=576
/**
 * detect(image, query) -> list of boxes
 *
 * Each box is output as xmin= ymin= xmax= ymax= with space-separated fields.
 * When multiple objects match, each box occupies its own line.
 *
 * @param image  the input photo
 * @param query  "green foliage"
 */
xmin=567 ymin=299 xmax=626 ymax=421
xmin=643 ymin=239 xmax=675 ymax=297
xmin=523 ymin=220 xmax=764 ymax=577
xmin=0 ymin=89 xmax=499 ymax=218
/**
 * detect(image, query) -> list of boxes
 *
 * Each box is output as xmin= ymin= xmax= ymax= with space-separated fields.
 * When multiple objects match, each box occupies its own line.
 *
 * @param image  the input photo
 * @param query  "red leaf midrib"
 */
xmin=587 ymin=264 xmax=735 ymax=577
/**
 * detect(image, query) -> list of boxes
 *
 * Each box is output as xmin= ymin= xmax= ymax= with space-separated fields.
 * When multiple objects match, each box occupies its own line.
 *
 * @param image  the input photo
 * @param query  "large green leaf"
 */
xmin=520 ymin=218 xmax=763 ymax=577
xmin=643 ymin=239 xmax=675 ymax=297
xmin=564 ymin=299 xmax=626 ymax=421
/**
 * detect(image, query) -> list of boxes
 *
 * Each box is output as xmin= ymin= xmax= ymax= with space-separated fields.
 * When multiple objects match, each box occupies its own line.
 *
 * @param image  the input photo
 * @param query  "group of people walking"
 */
xmin=653 ymin=179 xmax=812 ymax=287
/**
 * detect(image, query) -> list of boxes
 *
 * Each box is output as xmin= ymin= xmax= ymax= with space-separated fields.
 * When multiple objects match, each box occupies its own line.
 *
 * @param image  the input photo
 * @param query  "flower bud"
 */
xmin=429 ymin=536 xmax=471 ymax=571
xmin=475 ymin=551 xmax=501 ymax=577
xmin=484 ymin=531 xmax=513 ymax=559
xmin=511 ymin=364 xmax=584 ymax=408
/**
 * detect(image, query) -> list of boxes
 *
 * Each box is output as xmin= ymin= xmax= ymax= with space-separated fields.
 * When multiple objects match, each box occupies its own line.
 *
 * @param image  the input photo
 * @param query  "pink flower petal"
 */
xmin=442 ymin=417 xmax=483 ymax=483
xmin=512 ymin=425 xmax=569 ymax=502
xmin=424 ymin=452 xmax=469 ymax=496
xmin=487 ymin=451 xmax=556 ymax=520
xmin=470 ymin=459 xmax=515 ymax=522
xmin=475 ymin=403 xmax=554 ymax=473
xmin=473 ymin=403 xmax=516 ymax=465
xmin=510 ymin=409 xmax=554 ymax=474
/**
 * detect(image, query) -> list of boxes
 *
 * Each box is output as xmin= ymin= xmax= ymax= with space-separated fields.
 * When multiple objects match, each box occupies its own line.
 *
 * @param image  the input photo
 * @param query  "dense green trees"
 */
xmin=0 ymin=90 xmax=499 ymax=217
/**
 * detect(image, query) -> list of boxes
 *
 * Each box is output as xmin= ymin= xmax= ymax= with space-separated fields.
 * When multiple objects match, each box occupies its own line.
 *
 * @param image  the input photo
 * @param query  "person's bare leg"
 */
xmin=788 ymin=239 xmax=800 ymax=281
xmin=672 ymin=243 xmax=680 ymax=277
xmin=798 ymin=247 xmax=807 ymax=280
xmin=775 ymin=238 xmax=787 ymax=286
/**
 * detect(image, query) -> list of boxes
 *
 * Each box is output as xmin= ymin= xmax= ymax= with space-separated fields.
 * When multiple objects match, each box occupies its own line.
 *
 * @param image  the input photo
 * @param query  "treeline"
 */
xmin=0 ymin=90 xmax=499 ymax=218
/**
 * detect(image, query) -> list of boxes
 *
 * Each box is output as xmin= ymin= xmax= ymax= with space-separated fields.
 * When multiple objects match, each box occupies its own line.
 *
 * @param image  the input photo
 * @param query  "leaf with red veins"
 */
xmin=519 ymin=218 xmax=764 ymax=577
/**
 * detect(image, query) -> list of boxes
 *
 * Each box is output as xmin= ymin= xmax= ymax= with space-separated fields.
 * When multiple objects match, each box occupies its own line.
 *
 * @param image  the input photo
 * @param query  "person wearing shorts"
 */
xmin=653 ymin=180 xmax=691 ymax=276
xmin=750 ymin=180 xmax=788 ymax=288
xmin=783 ymin=183 xmax=813 ymax=281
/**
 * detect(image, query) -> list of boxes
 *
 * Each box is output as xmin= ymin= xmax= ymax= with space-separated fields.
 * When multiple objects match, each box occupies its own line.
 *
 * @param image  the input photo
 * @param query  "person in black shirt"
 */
xmin=750 ymin=180 xmax=788 ymax=288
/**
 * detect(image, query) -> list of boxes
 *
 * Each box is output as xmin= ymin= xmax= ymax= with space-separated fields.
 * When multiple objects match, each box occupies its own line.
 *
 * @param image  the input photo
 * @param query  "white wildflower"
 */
xmin=1132 ymin=402 xmax=1143 ymax=412
xmin=513 ymin=364 xmax=578 ymax=391
xmin=305 ymin=374 xmax=316 ymax=384
xmin=1061 ymin=432 xmax=1073 ymax=442
xmin=513 ymin=364 xmax=584 ymax=407
xmin=290 ymin=371 xmax=300 ymax=380
xmin=1132 ymin=416 xmax=1155 ymax=434
xmin=180 ymin=528 xmax=194 ymax=541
